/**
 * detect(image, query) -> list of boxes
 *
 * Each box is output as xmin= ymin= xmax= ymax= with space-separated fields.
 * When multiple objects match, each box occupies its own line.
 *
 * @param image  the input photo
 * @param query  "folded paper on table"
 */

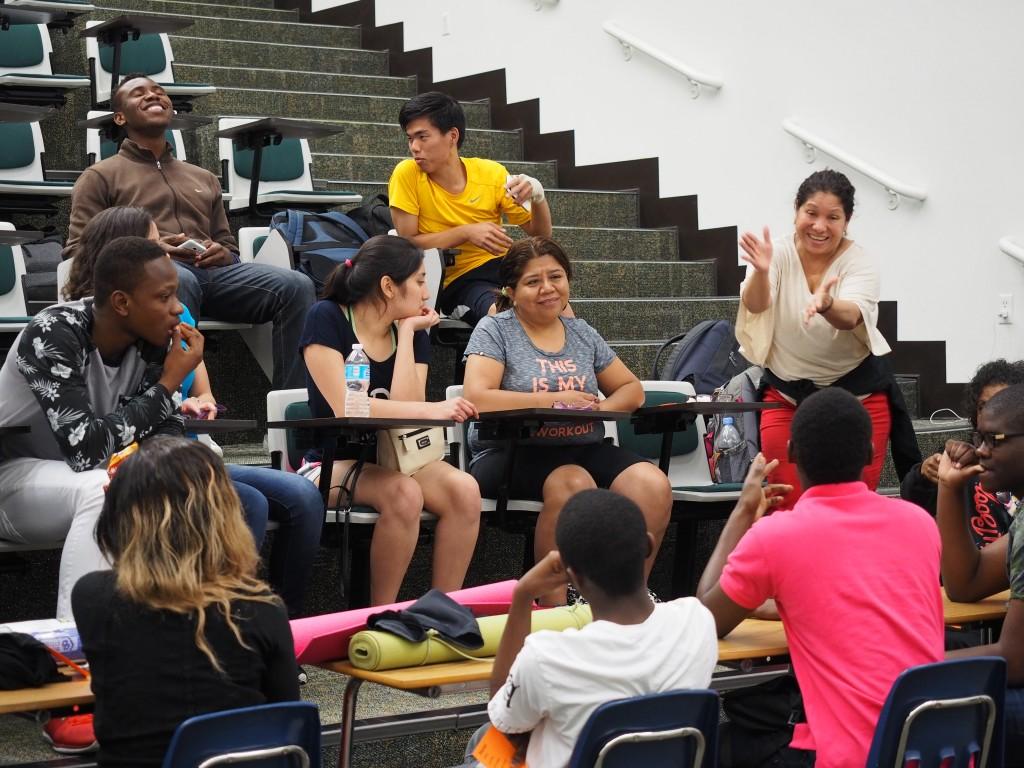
xmin=349 ymin=604 xmax=593 ymax=671
xmin=290 ymin=580 xmax=519 ymax=664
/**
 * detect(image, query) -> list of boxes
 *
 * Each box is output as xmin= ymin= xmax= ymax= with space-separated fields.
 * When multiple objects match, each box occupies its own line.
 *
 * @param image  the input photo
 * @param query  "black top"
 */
xmin=72 ymin=571 xmax=299 ymax=767
xmin=298 ymin=300 xmax=431 ymax=461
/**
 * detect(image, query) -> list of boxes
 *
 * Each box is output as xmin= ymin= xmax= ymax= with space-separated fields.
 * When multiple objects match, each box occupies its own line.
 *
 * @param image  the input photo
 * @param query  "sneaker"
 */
xmin=41 ymin=713 xmax=98 ymax=754
xmin=298 ymin=665 xmax=308 ymax=685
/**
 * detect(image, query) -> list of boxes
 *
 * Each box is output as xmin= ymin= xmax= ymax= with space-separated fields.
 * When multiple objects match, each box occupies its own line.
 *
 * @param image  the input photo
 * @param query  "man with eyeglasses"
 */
xmin=937 ymin=382 xmax=1024 ymax=755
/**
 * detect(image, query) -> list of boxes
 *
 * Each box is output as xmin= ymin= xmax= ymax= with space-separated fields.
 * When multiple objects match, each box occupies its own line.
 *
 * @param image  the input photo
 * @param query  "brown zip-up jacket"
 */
xmin=63 ymin=138 xmax=238 ymax=262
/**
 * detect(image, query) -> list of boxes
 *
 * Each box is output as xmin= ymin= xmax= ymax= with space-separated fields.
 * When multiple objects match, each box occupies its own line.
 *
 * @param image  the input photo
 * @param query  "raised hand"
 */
xmin=803 ymin=276 xmax=839 ymax=325
xmin=739 ymin=226 xmax=773 ymax=273
xmin=738 ymin=453 xmax=792 ymax=520
xmin=938 ymin=442 xmax=983 ymax=489
xmin=515 ymin=550 xmax=569 ymax=601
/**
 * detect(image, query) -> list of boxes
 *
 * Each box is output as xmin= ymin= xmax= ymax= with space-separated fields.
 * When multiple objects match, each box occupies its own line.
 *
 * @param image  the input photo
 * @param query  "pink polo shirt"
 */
xmin=720 ymin=481 xmax=944 ymax=768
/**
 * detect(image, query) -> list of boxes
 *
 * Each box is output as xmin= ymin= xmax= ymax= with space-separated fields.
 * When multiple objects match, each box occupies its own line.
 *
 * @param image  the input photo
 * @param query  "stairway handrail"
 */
xmin=1000 ymin=236 xmax=1024 ymax=266
xmin=782 ymin=118 xmax=928 ymax=210
xmin=602 ymin=20 xmax=722 ymax=99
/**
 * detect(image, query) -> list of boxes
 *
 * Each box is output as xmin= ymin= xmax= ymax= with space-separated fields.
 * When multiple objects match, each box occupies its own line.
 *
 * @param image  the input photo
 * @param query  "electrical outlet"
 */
xmin=999 ymin=293 xmax=1013 ymax=324
xmin=441 ymin=12 xmax=450 ymax=35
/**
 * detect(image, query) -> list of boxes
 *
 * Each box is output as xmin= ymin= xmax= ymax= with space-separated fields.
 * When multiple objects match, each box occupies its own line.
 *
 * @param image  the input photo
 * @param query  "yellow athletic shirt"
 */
xmin=388 ymin=157 xmax=533 ymax=286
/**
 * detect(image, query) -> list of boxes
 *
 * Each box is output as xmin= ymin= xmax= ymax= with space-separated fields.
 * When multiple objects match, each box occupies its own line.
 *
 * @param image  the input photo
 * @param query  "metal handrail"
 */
xmin=782 ymin=118 xmax=928 ymax=210
xmin=1000 ymin=236 xmax=1024 ymax=266
xmin=602 ymin=20 xmax=722 ymax=99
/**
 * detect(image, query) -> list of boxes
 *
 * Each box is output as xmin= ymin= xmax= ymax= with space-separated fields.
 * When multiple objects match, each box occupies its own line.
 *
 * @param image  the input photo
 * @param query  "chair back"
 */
xmin=219 ymin=117 xmax=314 ymax=211
xmin=0 ymin=23 xmax=49 ymax=73
xmin=866 ymin=656 xmax=1006 ymax=768
xmin=0 ymin=121 xmax=45 ymax=182
xmin=160 ymin=701 xmax=321 ymax=768
xmin=267 ymin=388 xmax=311 ymax=473
xmin=0 ymin=222 xmax=29 ymax=320
xmin=613 ymin=381 xmax=714 ymax=488
xmin=568 ymin=689 xmax=719 ymax=768
xmin=85 ymin=110 xmax=185 ymax=165
xmin=86 ymin=22 xmax=176 ymax=105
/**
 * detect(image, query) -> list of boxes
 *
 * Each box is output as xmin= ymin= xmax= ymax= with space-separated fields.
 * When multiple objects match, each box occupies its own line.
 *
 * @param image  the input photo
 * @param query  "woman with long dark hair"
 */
xmin=299 ymin=234 xmax=481 ymax=605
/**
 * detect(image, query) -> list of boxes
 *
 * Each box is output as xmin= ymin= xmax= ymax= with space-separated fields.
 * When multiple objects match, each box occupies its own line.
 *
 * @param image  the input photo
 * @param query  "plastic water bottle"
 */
xmin=713 ymin=416 xmax=743 ymax=482
xmin=344 ymin=344 xmax=371 ymax=418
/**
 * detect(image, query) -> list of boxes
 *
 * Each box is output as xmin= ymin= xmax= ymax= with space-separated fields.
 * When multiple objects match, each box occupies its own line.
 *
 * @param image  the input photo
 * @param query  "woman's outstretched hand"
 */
xmin=739 ymin=226 xmax=773 ymax=273
xmin=803 ymin=276 xmax=839 ymax=325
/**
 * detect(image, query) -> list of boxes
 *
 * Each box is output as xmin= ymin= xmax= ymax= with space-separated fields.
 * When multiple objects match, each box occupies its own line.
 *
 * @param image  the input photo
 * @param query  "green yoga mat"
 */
xmin=348 ymin=604 xmax=593 ymax=671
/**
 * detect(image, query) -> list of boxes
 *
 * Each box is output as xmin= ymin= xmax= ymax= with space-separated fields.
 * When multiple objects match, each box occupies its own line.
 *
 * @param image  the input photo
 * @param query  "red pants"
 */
xmin=760 ymin=387 xmax=891 ymax=509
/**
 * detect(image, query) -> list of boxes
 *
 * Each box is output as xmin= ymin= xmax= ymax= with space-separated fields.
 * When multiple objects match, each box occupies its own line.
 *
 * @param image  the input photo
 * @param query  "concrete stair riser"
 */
xmin=507 ymin=225 xmax=678 ymax=262
xmin=573 ymin=297 xmax=739 ymax=341
xmin=176 ymin=65 xmax=414 ymax=98
xmin=90 ymin=7 xmax=360 ymax=47
xmin=309 ymin=153 xmax=556 ymax=188
xmin=572 ymin=261 xmax=716 ymax=299
xmin=318 ymin=181 xmax=640 ymax=229
xmin=93 ymin=1 xmax=300 ymax=23
xmin=194 ymin=88 xmax=491 ymax=127
xmin=169 ymin=35 xmax=389 ymax=75
xmin=310 ymin=124 xmax=523 ymax=160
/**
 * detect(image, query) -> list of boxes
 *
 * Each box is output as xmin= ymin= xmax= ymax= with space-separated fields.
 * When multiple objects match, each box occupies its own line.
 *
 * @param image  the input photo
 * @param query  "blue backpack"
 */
xmin=270 ymin=209 xmax=370 ymax=290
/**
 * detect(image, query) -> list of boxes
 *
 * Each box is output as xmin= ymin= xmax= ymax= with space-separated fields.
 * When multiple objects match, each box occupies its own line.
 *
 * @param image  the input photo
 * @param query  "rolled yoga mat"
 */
xmin=348 ymin=604 xmax=593 ymax=671
xmin=290 ymin=580 xmax=519 ymax=664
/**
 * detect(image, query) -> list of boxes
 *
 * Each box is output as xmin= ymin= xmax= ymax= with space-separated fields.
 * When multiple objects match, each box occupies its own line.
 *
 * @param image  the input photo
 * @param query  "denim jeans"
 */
xmin=228 ymin=464 xmax=324 ymax=617
xmin=173 ymin=260 xmax=315 ymax=389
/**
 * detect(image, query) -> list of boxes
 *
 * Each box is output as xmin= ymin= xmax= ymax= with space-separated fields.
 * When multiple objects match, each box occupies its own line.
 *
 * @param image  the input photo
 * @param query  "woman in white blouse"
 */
xmin=736 ymin=169 xmax=907 ymax=508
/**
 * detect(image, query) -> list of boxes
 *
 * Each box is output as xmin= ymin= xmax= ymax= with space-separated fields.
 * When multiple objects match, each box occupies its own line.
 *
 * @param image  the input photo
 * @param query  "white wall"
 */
xmin=315 ymin=0 xmax=1024 ymax=385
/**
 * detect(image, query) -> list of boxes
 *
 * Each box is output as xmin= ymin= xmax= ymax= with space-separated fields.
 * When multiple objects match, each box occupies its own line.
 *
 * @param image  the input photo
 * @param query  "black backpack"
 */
xmin=346 ymin=193 xmax=393 ymax=238
xmin=652 ymin=319 xmax=750 ymax=395
xmin=270 ymin=209 xmax=370 ymax=291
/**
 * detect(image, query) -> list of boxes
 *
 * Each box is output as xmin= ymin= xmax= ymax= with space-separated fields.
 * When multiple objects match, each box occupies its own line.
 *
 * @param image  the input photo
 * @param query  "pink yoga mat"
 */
xmin=290 ymin=580 xmax=519 ymax=664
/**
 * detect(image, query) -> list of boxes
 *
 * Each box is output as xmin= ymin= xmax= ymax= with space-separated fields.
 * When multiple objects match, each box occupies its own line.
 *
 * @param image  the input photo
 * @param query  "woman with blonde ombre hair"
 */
xmin=71 ymin=437 xmax=299 ymax=767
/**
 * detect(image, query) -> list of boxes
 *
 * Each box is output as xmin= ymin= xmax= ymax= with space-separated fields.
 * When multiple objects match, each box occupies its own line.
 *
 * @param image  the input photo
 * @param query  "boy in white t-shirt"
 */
xmin=472 ymin=489 xmax=718 ymax=767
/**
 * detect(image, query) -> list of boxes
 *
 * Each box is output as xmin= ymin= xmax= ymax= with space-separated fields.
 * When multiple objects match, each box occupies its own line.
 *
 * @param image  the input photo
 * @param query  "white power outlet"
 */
xmin=999 ymin=293 xmax=1013 ymax=324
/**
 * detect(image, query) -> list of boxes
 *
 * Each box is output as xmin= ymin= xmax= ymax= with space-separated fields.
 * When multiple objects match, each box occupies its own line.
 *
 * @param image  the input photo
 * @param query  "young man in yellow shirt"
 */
xmin=389 ymin=91 xmax=553 ymax=324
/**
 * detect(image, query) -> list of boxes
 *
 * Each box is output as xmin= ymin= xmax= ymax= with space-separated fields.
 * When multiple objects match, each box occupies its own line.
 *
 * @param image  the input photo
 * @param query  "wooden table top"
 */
xmin=0 ymin=591 xmax=1009 ymax=714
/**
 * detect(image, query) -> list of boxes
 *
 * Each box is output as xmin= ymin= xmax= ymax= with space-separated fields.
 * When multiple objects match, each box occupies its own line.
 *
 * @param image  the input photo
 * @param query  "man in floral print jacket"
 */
xmin=0 ymin=236 xmax=202 ymax=619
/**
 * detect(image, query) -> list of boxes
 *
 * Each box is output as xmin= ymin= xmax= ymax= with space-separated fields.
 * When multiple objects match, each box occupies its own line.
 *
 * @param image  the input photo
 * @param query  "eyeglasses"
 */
xmin=970 ymin=431 xmax=1024 ymax=449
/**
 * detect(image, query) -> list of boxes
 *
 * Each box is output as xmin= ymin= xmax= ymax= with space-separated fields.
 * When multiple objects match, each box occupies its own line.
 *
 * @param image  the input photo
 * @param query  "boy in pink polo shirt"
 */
xmin=698 ymin=388 xmax=944 ymax=768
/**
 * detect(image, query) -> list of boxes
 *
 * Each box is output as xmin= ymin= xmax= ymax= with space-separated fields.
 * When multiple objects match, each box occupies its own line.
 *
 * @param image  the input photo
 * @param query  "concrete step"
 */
xmin=308 ymin=122 xmax=523 ymax=161
xmin=94 ymin=0 xmax=298 ymax=22
xmin=176 ymin=65 xmax=414 ymax=99
xmin=574 ymin=296 xmax=739 ymax=341
xmin=317 ymin=181 xmax=640 ymax=229
xmin=508 ymin=225 xmax=678 ymax=262
xmin=169 ymin=35 xmax=389 ymax=76
xmin=310 ymin=153 xmax=557 ymax=188
xmin=92 ymin=6 xmax=360 ymax=47
xmin=194 ymin=88 xmax=491 ymax=128
xmin=572 ymin=260 xmax=715 ymax=299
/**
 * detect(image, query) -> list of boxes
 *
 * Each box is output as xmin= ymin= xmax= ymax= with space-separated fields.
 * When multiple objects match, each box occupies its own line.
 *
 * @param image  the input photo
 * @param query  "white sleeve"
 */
xmin=487 ymin=641 xmax=547 ymax=734
xmin=836 ymin=247 xmax=891 ymax=355
xmin=735 ymin=245 xmax=782 ymax=366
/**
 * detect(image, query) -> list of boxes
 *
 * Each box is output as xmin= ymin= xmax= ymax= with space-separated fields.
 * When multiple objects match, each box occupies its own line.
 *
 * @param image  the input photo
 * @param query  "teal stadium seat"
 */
xmin=84 ymin=22 xmax=215 ymax=108
xmin=218 ymin=117 xmax=362 ymax=212
xmin=0 ymin=122 xmax=74 ymax=215
xmin=0 ymin=23 xmax=89 ymax=107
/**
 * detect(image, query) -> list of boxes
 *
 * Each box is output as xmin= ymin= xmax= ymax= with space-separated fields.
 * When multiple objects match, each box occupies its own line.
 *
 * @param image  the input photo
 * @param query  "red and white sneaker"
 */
xmin=40 ymin=713 xmax=98 ymax=754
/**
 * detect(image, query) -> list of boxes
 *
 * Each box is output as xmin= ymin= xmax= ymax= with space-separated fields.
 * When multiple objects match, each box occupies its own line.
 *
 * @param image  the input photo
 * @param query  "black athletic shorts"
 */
xmin=470 ymin=441 xmax=649 ymax=501
xmin=438 ymin=258 xmax=501 ymax=325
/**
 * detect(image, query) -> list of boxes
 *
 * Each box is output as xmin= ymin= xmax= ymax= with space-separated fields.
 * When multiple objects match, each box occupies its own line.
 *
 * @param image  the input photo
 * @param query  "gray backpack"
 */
xmin=710 ymin=365 xmax=764 ymax=483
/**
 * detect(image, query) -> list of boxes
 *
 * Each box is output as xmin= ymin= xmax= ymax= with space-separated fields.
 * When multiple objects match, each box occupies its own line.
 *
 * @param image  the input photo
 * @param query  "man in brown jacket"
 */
xmin=64 ymin=74 xmax=314 ymax=389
